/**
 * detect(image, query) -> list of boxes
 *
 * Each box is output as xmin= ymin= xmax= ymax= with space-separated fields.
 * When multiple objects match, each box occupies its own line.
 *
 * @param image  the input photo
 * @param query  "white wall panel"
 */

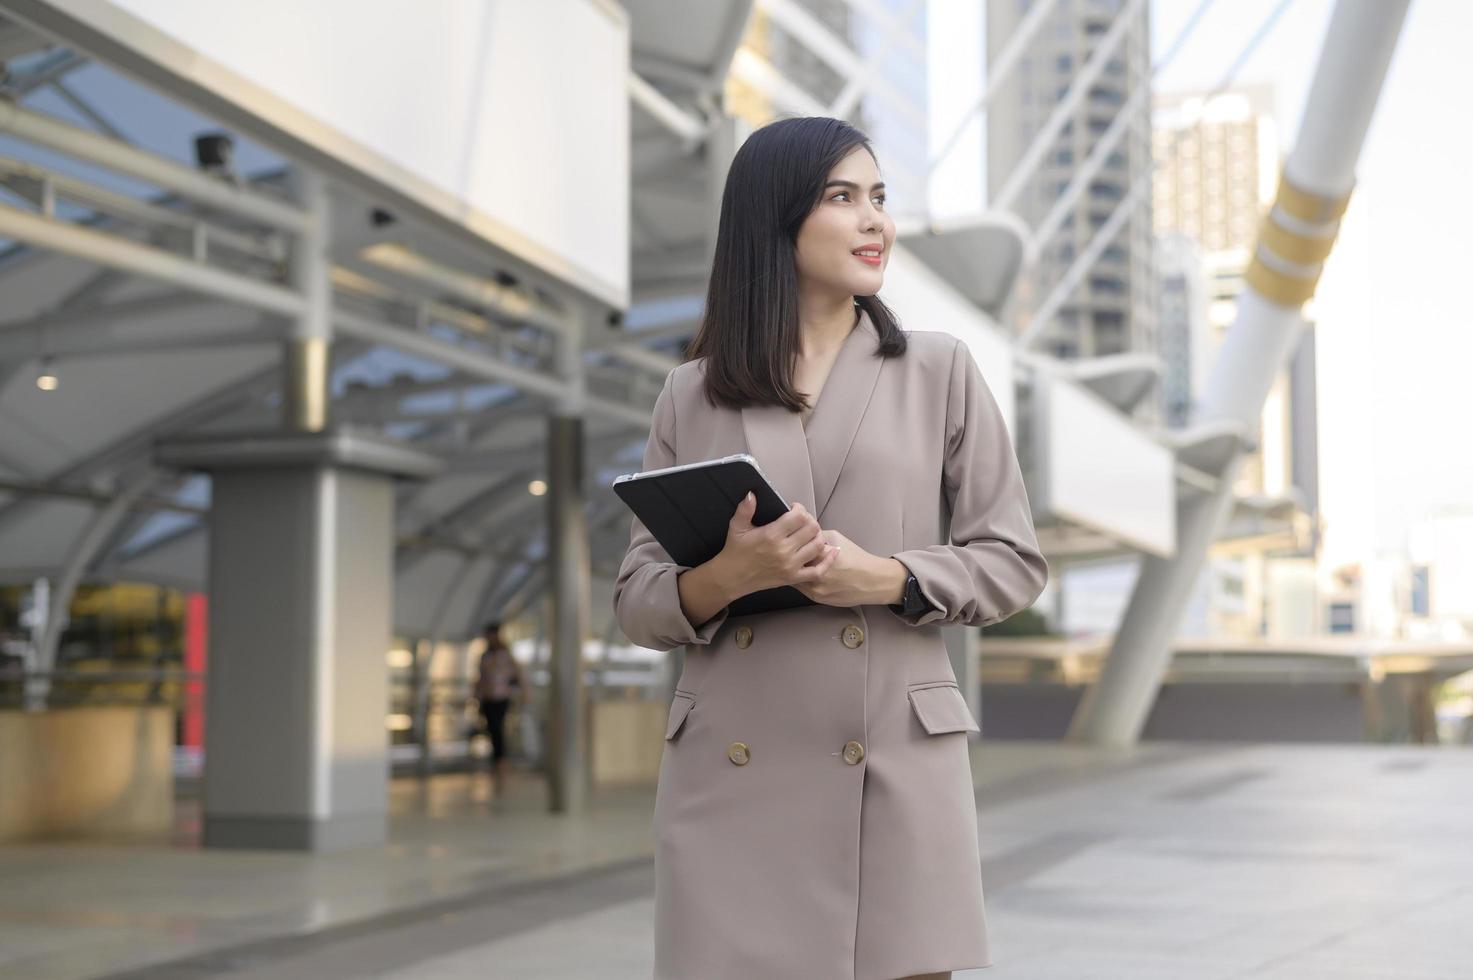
xmin=47 ymin=0 xmax=630 ymax=306
xmin=1037 ymin=375 xmax=1175 ymax=557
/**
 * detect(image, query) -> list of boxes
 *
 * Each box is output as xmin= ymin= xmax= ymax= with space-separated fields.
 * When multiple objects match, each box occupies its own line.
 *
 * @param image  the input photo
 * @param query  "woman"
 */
xmin=613 ymin=117 xmax=1049 ymax=980
xmin=475 ymin=619 xmax=528 ymax=792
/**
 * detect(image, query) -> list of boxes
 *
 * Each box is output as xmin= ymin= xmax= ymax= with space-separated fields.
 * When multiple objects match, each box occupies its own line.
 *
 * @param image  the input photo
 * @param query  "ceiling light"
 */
xmin=35 ymin=357 xmax=58 ymax=392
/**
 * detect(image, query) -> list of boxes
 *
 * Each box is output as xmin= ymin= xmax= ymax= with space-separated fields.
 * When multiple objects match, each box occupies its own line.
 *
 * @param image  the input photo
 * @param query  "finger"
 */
xmin=795 ymin=545 xmax=830 ymax=577
xmin=793 ymin=535 xmax=828 ymax=566
xmin=772 ymin=504 xmax=810 ymax=537
xmin=797 ymin=543 xmax=838 ymax=580
xmin=782 ymin=512 xmax=824 ymax=546
xmin=731 ymin=491 xmax=755 ymax=526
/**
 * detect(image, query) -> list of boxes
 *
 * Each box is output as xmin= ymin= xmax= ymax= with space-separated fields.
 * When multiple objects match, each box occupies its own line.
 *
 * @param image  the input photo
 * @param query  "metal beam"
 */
xmin=0 ymin=319 xmax=279 ymax=361
xmin=333 ymin=308 xmax=653 ymax=429
xmin=0 ymin=475 xmax=205 ymax=514
xmin=0 ymin=201 xmax=305 ymax=316
xmin=356 ymin=242 xmax=574 ymax=338
xmin=756 ymin=0 xmax=925 ymax=130
xmin=0 ymin=98 xmax=310 ymax=232
xmin=0 ymin=154 xmax=286 ymax=263
xmin=830 ymin=0 xmax=924 ymax=119
xmin=47 ymin=77 xmax=125 ymax=140
xmin=628 ymin=71 xmax=707 ymax=144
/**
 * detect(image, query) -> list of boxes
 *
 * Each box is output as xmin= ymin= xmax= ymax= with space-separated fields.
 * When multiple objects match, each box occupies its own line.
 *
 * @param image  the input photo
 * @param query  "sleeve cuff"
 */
xmin=885 ymin=550 xmax=971 ymax=627
xmin=646 ymin=562 xmax=732 ymax=649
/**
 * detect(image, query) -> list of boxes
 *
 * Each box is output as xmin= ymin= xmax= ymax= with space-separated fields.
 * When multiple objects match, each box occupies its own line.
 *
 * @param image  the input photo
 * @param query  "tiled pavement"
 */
xmin=3 ymin=740 xmax=1469 ymax=979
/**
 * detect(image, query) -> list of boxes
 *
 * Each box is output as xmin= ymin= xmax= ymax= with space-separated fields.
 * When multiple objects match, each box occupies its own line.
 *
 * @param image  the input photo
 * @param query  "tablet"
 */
xmin=612 ymin=453 xmax=816 ymax=617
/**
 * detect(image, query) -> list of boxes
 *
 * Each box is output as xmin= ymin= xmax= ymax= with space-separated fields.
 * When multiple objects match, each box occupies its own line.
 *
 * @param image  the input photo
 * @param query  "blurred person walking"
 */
xmin=474 ymin=620 xmax=528 ymax=793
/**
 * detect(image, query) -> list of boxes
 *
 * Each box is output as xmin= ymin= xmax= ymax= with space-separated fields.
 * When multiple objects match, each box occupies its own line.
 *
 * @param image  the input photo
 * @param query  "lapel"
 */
xmin=739 ymin=307 xmax=885 ymax=523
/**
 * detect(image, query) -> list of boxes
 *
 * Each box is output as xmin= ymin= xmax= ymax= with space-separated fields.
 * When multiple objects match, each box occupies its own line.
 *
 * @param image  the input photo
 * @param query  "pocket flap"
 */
xmin=664 ymin=692 xmax=696 ymax=740
xmin=907 ymin=682 xmax=980 ymax=735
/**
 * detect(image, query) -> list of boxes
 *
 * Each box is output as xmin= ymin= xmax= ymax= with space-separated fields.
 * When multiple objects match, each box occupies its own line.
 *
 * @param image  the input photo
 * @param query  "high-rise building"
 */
xmin=1153 ymin=86 xmax=1276 ymax=258
xmin=985 ymin=0 xmax=1155 ymax=362
xmin=1155 ymin=233 xmax=1210 ymax=429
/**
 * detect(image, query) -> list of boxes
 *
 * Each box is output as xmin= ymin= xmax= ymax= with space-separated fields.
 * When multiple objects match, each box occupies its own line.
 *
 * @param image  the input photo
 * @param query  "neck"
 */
xmin=795 ymin=292 xmax=859 ymax=359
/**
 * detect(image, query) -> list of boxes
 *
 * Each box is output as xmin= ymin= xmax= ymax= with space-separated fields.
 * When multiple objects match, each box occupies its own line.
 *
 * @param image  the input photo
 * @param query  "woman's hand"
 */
xmin=792 ymin=529 xmax=904 ymax=608
xmin=716 ymin=492 xmax=839 ymax=596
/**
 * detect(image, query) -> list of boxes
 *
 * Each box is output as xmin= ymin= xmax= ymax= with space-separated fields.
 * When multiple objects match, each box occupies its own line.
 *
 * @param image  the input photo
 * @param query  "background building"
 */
xmin=1155 ymin=232 xmax=1210 ymax=429
xmin=986 ymin=0 xmax=1156 ymax=363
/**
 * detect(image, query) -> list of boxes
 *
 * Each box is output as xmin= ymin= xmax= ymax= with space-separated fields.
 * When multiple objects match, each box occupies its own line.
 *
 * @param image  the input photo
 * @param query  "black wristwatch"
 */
xmin=888 ymin=567 xmax=933 ymax=618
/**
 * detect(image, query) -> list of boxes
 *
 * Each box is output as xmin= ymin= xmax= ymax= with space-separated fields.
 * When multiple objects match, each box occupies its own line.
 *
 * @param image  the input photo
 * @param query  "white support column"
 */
xmin=1067 ymin=0 xmax=1412 ymax=747
xmin=284 ymin=167 xmax=331 ymax=432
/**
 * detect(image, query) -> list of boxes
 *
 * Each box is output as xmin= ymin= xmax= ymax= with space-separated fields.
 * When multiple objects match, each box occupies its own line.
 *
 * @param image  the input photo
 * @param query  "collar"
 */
xmin=739 ymin=307 xmax=885 ymax=523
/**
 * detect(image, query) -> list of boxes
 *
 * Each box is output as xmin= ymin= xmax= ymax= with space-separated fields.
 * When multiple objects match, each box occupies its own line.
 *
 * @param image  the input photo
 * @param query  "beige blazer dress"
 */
xmin=613 ymin=309 xmax=1049 ymax=979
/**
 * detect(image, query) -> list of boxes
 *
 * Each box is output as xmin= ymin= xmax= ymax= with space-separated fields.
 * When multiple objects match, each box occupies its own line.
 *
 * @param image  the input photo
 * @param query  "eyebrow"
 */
xmin=824 ymin=180 xmax=886 ymax=191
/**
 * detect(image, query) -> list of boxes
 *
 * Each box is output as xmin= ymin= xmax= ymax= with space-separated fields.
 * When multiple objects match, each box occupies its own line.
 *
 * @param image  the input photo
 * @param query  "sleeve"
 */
xmin=611 ymin=372 xmax=733 ymax=652
xmin=887 ymin=339 xmax=1050 ymax=628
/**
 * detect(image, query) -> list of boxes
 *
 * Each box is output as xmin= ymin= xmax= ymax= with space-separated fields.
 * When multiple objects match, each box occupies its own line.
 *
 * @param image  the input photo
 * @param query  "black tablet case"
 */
xmin=612 ymin=455 xmax=816 ymax=618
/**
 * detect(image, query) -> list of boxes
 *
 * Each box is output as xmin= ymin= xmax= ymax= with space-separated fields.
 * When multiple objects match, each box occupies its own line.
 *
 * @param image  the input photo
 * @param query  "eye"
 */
xmin=831 ymin=191 xmax=887 ymax=207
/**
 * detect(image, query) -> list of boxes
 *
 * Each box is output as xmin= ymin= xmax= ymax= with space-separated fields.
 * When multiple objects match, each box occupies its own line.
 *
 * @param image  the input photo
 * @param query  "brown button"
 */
xmin=727 ymin=741 xmax=750 ymax=766
xmin=734 ymin=625 xmax=753 ymax=649
xmin=842 ymin=740 xmax=865 ymax=765
xmin=841 ymin=625 xmax=865 ymax=649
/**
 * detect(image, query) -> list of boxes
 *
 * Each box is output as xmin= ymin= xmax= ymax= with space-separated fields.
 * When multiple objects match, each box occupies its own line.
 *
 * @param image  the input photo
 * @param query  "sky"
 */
xmin=933 ymin=0 xmax=1473 ymax=573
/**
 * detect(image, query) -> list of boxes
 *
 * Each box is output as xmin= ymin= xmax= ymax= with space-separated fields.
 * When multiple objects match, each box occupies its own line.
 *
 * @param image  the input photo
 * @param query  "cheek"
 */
xmin=796 ymin=219 xmax=844 ymax=274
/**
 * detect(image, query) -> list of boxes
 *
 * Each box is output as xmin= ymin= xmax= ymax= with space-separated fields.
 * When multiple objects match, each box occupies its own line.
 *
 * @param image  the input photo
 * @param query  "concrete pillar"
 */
xmin=157 ymin=434 xmax=442 ymax=849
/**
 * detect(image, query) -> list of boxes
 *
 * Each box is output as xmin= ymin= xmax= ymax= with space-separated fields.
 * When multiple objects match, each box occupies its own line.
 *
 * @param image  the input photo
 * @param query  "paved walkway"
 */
xmin=2 ymin=740 xmax=1470 ymax=979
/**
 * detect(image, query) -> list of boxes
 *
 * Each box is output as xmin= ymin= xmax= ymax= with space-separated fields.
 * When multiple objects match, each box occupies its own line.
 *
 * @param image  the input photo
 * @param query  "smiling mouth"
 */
xmin=852 ymin=250 xmax=882 ymax=264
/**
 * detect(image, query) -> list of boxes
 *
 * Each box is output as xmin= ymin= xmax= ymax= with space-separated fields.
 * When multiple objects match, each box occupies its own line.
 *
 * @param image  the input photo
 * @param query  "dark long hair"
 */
xmin=686 ymin=116 xmax=907 ymax=412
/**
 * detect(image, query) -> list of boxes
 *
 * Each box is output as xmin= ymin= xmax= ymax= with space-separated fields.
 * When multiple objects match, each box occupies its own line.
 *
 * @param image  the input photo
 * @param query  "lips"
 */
xmin=852 ymin=247 xmax=882 ymax=266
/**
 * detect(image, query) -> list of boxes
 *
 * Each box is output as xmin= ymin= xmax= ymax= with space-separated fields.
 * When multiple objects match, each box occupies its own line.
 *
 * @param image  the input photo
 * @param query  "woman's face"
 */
xmin=794 ymin=145 xmax=894 ymax=302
